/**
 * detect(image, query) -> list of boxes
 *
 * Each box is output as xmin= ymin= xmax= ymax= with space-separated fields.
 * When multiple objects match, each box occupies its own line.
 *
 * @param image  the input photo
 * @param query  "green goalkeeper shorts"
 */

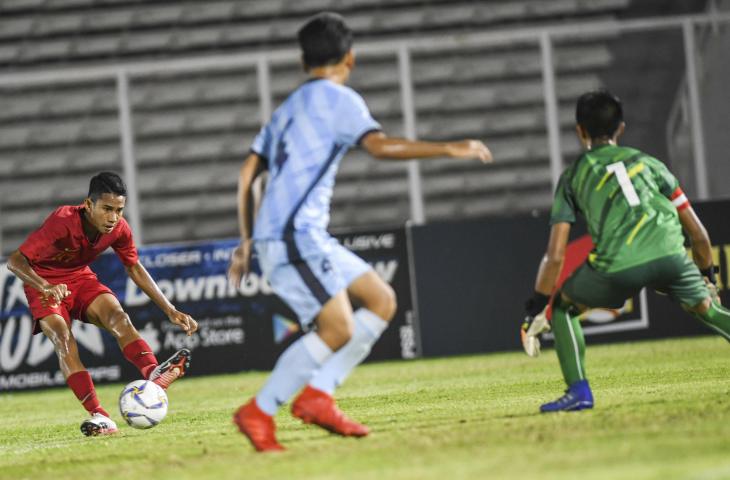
xmin=562 ymin=253 xmax=709 ymax=309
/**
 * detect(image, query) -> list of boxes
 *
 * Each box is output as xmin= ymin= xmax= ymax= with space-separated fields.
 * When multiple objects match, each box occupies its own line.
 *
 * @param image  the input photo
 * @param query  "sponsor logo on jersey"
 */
xmin=52 ymin=247 xmax=80 ymax=263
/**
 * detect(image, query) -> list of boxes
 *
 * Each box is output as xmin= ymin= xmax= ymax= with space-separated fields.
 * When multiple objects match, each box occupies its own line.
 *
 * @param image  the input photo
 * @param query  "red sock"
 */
xmin=122 ymin=339 xmax=158 ymax=379
xmin=67 ymin=371 xmax=109 ymax=417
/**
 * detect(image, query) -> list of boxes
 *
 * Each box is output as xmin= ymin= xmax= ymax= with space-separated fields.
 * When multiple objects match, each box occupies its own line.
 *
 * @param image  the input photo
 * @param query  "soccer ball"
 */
xmin=118 ymin=380 xmax=168 ymax=429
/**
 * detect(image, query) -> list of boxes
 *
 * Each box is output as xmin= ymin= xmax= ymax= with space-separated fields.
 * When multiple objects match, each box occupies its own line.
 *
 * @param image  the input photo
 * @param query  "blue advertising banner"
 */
xmin=0 ymin=227 xmax=414 ymax=391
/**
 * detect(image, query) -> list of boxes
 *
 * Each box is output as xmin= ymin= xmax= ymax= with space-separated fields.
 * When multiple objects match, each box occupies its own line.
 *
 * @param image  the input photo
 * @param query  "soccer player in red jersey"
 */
xmin=6 ymin=172 xmax=198 ymax=436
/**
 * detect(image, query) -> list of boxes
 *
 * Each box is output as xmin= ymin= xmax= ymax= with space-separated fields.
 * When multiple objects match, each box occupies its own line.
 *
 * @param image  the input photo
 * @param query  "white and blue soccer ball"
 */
xmin=118 ymin=380 xmax=168 ymax=429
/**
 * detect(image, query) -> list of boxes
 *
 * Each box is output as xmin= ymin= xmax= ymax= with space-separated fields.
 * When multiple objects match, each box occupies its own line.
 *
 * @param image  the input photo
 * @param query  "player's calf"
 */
xmin=122 ymin=338 xmax=158 ymax=379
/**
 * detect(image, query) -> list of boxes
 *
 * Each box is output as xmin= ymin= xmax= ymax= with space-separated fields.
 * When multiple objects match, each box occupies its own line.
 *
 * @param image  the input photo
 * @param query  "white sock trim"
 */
xmin=301 ymin=332 xmax=333 ymax=365
xmin=355 ymin=308 xmax=388 ymax=336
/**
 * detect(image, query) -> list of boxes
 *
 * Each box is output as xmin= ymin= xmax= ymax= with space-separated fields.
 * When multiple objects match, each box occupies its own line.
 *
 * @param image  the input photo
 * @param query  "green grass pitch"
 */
xmin=2 ymin=336 xmax=730 ymax=480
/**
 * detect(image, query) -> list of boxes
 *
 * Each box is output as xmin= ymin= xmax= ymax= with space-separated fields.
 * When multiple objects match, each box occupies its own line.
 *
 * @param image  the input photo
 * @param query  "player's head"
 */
xmin=84 ymin=172 xmax=127 ymax=234
xmin=575 ymin=90 xmax=625 ymax=148
xmin=298 ymin=12 xmax=354 ymax=74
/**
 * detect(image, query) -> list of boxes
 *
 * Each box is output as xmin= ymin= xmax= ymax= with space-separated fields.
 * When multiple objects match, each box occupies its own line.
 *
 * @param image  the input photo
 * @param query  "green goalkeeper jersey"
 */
xmin=550 ymin=144 xmax=688 ymax=273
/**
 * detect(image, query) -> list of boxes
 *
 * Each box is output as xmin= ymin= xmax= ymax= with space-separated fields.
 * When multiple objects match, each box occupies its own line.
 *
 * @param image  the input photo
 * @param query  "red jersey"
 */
xmin=18 ymin=205 xmax=139 ymax=282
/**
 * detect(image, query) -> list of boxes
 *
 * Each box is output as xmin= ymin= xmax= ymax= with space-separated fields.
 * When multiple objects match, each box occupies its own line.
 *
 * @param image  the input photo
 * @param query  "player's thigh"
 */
xmin=562 ymin=263 xmax=635 ymax=309
xmin=347 ymin=270 xmax=396 ymax=320
xmin=38 ymin=314 xmax=81 ymax=357
xmin=23 ymin=284 xmax=72 ymax=335
xmin=329 ymin=244 xmax=396 ymax=318
xmin=651 ymin=254 xmax=709 ymax=309
xmin=38 ymin=313 xmax=73 ymax=344
xmin=85 ymin=293 xmax=136 ymax=336
xmin=265 ymin=253 xmax=350 ymax=330
xmin=68 ymin=275 xmax=118 ymax=324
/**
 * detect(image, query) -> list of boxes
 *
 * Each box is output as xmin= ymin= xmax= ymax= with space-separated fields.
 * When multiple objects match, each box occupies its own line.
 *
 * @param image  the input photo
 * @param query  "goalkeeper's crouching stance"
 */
xmin=521 ymin=89 xmax=730 ymax=413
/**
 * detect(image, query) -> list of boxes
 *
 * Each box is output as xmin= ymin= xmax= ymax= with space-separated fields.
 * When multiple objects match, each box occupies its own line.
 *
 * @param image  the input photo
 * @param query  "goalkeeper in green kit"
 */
xmin=521 ymin=90 xmax=728 ymax=412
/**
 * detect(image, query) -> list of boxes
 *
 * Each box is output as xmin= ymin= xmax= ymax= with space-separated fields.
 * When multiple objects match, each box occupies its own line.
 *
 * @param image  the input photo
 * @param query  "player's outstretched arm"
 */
xmin=6 ymin=250 xmax=69 ymax=306
xmin=228 ymin=153 xmax=263 ymax=288
xmin=361 ymin=131 xmax=493 ymax=163
xmin=677 ymin=206 xmax=719 ymax=302
xmin=521 ymin=222 xmax=571 ymax=356
xmin=534 ymin=222 xmax=571 ymax=296
xmin=125 ymin=262 xmax=198 ymax=335
xmin=678 ymin=206 xmax=713 ymax=271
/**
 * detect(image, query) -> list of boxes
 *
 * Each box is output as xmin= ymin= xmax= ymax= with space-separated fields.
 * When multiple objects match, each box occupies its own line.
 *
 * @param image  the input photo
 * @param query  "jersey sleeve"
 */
xmin=334 ymin=88 xmax=381 ymax=147
xmin=649 ymin=157 xmax=679 ymax=197
xmin=17 ymin=210 xmax=67 ymax=264
xmin=550 ymin=170 xmax=578 ymax=225
xmin=250 ymin=123 xmax=272 ymax=162
xmin=112 ymin=220 xmax=139 ymax=267
xmin=648 ymin=157 xmax=689 ymax=210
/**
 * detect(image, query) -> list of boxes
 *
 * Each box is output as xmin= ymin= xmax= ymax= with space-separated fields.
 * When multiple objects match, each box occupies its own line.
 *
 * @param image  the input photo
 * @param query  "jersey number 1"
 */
xmin=607 ymin=162 xmax=640 ymax=207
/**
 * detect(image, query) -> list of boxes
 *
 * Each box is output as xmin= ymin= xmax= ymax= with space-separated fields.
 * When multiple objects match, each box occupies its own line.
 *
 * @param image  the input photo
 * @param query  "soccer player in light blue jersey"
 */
xmin=228 ymin=12 xmax=492 ymax=452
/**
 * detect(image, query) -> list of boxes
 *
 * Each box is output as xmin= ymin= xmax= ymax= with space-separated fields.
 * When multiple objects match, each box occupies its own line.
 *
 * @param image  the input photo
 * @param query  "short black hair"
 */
xmin=88 ymin=171 xmax=127 ymax=201
xmin=297 ymin=12 xmax=353 ymax=70
xmin=575 ymin=90 xmax=624 ymax=139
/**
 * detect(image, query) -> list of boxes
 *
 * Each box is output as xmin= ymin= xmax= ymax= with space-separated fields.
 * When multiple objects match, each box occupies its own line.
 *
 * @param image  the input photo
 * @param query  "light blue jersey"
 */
xmin=251 ymin=78 xmax=380 ymax=260
xmin=249 ymin=78 xmax=380 ymax=324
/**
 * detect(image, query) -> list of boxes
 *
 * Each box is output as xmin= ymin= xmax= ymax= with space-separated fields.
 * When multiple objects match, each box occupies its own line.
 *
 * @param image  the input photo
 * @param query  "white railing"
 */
xmin=1 ymin=11 xmax=729 ymax=248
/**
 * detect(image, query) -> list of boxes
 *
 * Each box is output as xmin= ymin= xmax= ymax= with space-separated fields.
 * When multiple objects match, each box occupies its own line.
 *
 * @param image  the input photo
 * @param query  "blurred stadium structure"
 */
xmin=0 ymin=0 xmax=728 ymax=254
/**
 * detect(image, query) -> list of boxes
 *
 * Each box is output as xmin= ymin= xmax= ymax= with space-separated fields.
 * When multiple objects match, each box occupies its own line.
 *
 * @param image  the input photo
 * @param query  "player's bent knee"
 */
xmin=316 ymin=290 xmax=355 ymax=349
xmin=557 ymin=291 xmax=587 ymax=313
xmin=319 ymin=322 xmax=353 ymax=350
xmin=39 ymin=315 xmax=72 ymax=346
xmin=106 ymin=309 xmax=138 ymax=338
xmin=359 ymin=282 xmax=396 ymax=321
xmin=40 ymin=316 xmax=83 ymax=370
xmin=335 ymin=320 xmax=354 ymax=345
xmin=374 ymin=284 xmax=397 ymax=322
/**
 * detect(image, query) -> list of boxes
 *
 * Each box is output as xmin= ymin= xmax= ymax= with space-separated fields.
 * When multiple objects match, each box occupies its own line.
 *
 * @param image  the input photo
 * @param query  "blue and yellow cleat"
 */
xmin=540 ymin=379 xmax=594 ymax=413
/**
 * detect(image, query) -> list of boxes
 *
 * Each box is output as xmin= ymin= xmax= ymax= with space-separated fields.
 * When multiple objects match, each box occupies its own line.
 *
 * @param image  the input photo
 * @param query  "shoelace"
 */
xmin=154 ymin=368 xmax=181 ymax=389
xmin=555 ymin=392 xmax=577 ymax=406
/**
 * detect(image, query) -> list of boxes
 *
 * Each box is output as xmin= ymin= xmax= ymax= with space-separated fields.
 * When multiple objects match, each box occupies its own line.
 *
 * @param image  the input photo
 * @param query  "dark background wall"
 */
xmin=411 ymin=199 xmax=730 ymax=357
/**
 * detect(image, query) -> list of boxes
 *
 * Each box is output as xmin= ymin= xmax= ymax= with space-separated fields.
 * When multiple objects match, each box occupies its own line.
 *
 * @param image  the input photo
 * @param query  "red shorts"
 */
xmin=24 ymin=272 xmax=114 ymax=335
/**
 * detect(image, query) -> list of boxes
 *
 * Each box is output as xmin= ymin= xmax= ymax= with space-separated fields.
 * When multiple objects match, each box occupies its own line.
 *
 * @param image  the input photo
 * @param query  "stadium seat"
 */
xmin=0 ymin=0 xmax=637 ymax=250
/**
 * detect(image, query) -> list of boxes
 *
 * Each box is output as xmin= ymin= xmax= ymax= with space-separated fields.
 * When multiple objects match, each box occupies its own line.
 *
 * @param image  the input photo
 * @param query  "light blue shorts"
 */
xmin=255 ymin=238 xmax=371 ymax=327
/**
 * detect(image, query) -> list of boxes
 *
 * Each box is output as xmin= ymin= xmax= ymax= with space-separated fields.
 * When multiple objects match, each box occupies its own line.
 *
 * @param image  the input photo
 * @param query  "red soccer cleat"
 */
xmin=291 ymin=386 xmax=370 ymax=437
xmin=233 ymin=399 xmax=285 ymax=452
xmin=149 ymin=348 xmax=191 ymax=390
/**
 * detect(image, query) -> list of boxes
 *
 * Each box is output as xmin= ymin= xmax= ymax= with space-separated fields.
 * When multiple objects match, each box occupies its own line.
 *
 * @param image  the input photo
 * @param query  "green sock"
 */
xmin=551 ymin=301 xmax=587 ymax=386
xmin=697 ymin=301 xmax=730 ymax=342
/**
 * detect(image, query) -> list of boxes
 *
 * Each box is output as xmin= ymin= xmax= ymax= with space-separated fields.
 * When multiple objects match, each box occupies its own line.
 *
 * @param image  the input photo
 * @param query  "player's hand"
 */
xmin=521 ymin=310 xmax=551 ymax=357
xmin=705 ymin=280 xmax=721 ymax=305
xmin=41 ymin=283 xmax=70 ymax=307
xmin=167 ymin=308 xmax=198 ymax=336
xmin=228 ymin=240 xmax=253 ymax=289
xmin=521 ymin=292 xmax=551 ymax=357
xmin=446 ymin=140 xmax=493 ymax=163
xmin=701 ymin=266 xmax=721 ymax=305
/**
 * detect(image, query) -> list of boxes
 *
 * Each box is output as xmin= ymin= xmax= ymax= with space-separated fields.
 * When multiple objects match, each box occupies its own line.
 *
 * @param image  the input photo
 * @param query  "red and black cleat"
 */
xmin=149 ymin=348 xmax=191 ymax=390
xmin=233 ymin=398 xmax=285 ymax=452
xmin=292 ymin=385 xmax=369 ymax=437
